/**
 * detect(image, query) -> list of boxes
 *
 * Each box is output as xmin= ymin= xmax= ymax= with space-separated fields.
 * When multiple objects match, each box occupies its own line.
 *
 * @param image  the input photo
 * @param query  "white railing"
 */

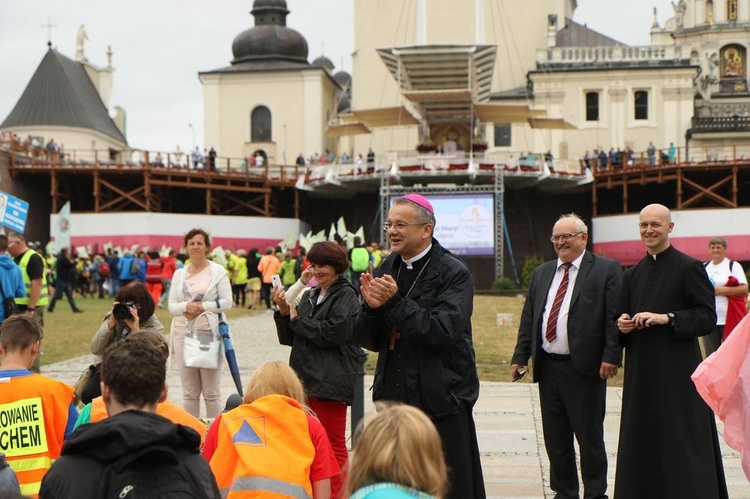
xmin=538 ymin=45 xmax=678 ymax=65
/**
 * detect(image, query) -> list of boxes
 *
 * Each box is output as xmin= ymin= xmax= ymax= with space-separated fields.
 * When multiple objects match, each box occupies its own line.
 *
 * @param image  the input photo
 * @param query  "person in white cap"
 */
xmin=356 ymin=193 xmax=485 ymax=499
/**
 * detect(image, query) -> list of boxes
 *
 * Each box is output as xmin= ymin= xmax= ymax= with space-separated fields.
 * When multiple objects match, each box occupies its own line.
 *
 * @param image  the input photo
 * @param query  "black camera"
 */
xmin=113 ymin=301 xmax=137 ymax=321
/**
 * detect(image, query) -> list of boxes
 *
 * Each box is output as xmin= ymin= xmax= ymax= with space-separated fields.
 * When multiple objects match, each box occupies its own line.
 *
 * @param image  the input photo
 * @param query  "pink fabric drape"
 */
xmin=692 ymin=314 xmax=750 ymax=481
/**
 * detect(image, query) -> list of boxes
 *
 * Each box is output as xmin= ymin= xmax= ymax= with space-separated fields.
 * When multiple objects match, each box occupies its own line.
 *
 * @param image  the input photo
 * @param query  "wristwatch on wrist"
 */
xmin=667 ymin=312 xmax=675 ymax=326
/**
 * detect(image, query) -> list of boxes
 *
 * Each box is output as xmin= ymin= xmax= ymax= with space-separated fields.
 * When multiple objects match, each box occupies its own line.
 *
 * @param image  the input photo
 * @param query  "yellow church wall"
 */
xmin=200 ymin=69 xmax=338 ymax=164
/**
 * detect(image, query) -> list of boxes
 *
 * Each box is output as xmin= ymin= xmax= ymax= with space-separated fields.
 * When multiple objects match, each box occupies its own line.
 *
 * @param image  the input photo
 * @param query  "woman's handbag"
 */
xmin=183 ymin=311 xmax=222 ymax=369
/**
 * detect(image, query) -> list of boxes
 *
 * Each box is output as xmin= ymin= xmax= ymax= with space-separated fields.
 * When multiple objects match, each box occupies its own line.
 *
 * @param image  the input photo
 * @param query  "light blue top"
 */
xmin=350 ymin=482 xmax=437 ymax=499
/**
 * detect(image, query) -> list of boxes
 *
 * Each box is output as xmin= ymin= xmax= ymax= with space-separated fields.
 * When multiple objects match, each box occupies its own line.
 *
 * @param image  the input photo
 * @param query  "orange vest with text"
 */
xmin=89 ymin=397 xmax=207 ymax=445
xmin=0 ymin=372 xmax=74 ymax=498
xmin=209 ymin=395 xmax=315 ymax=498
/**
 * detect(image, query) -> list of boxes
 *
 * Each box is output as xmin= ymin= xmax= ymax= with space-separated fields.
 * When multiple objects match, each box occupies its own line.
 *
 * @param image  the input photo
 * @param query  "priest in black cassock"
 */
xmin=355 ymin=193 xmax=485 ymax=499
xmin=614 ymin=203 xmax=728 ymax=499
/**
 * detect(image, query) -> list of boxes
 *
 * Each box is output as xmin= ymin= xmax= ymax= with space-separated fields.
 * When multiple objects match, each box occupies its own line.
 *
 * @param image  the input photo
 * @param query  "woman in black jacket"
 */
xmin=273 ymin=241 xmax=360 ymax=498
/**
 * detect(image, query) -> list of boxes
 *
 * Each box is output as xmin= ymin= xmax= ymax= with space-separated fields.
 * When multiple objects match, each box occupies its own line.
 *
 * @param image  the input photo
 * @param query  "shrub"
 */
xmin=492 ymin=277 xmax=516 ymax=290
xmin=521 ymin=256 xmax=544 ymax=289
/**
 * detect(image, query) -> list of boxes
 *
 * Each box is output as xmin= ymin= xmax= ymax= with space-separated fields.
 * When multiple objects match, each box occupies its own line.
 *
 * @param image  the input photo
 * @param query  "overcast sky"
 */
xmin=0 ymin=0 xmax=675 ymax=154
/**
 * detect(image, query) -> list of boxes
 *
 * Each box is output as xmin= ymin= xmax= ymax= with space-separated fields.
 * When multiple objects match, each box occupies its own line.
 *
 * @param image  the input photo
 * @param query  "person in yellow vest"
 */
xmin=203 ymin=361 xmax=339 ymax=498
xmin=40 ymin=335 xmax=220 ymax=498
xmin=73 ymin=330 xmax=206 ymax=444
xmin=369 ymin=242 xmax=383 ymax=269
xmin=7 ymin=232 xmax=49 ymax=373
xmin=231 ymin=249 xmax=249 ymax=308
xmin=0 ymin=315 xmax=77 ymax=498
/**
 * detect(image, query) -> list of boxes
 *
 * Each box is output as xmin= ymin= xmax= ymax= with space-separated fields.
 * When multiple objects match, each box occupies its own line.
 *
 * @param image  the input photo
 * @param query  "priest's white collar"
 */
xmin=402 ymin=244 xmax=432 ymax=270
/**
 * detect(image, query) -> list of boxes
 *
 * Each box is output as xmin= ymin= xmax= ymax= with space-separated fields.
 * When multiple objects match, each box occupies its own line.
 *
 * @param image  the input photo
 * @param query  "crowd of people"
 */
xmin=0 ymin=195 xmax=748 ymax=498
xmin=1 ymin=133 xmax=66 ymax=161
xmin=583 ymin=142 xmax=679 ymax=170
xmin=296 ymin=148 xmax=376 ymax=171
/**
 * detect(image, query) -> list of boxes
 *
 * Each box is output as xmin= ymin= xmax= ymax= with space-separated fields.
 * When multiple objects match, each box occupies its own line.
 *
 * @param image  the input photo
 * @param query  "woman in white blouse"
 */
xmin=168 ymin=228 xmax=232 ymax=418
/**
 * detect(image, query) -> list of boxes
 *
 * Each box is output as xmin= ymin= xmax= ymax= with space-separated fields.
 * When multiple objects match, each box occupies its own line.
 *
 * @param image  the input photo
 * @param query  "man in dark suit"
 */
xmin=511 ymin=213 xmax=622 ymax=499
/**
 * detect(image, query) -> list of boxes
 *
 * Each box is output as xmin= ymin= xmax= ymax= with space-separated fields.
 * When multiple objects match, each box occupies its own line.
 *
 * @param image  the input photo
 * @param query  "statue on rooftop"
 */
xmin=76 ymin=24 xmax=89 ymax=61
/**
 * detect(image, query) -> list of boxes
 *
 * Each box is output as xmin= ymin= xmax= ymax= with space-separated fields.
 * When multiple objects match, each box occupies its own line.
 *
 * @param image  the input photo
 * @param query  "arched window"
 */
xmin=720 ymin=44 xmax=746 ymax=78
xmin=251 ymin=106 xmax=272 ymax=142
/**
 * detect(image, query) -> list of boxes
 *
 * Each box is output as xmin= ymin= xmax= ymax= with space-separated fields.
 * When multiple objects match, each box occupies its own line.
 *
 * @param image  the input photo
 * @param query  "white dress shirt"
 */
xmin=542 ymin=251 xmax=585 ymax=355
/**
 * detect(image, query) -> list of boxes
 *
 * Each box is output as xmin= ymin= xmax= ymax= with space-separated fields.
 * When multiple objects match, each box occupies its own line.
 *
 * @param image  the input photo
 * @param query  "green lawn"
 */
xmin=39 ymin=294 xmax=624 ymax=386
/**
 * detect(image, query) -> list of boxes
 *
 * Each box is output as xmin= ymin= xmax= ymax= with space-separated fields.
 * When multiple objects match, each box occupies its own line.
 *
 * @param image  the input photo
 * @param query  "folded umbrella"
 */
xmin=219 ymin=314 xmax=243 ymax=397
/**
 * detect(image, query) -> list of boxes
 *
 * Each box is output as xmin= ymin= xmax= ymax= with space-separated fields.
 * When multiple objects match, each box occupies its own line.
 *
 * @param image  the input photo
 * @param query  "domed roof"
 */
xmin=333 ymin=70 xmax=351 ymax=88
xmin=312 ymin=55 xmax=334 ymax=73
xmin=232 ymin=26 xmax=308 ymax=64
xmin=230 ymin=0 xmax=309 ymax=66
xmin=253 ymin=0 xmax=287 ymax=8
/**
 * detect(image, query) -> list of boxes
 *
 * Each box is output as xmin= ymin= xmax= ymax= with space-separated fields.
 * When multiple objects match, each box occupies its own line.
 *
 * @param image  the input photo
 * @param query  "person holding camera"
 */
xmin=81 ymin=281 xmax=164 ymax=404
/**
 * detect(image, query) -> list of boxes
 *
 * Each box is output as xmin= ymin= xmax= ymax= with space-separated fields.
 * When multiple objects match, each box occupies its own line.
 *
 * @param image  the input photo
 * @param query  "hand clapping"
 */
xmin=360 ymin=273 xmax=399 ymax=309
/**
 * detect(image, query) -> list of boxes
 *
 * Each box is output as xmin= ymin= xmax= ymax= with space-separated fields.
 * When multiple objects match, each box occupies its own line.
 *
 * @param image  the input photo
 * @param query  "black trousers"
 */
xmin=433 ymin=404 xmax=486 ymax=499
xmin=702 ymin=325 xmax=724 ymax=357
xmin=539 ymin=354 xmax=608 ymax=499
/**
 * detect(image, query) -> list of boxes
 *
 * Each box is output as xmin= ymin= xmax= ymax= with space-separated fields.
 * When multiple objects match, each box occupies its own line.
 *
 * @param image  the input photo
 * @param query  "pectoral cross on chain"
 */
xmin=389 ymin=325 xmax=401 ymax=350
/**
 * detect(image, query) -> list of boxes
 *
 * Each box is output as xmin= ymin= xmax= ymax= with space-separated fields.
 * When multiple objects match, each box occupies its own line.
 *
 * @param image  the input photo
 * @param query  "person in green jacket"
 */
xmin=232 ymin=249 xmax=249 ymax=307
xmin=278 ymin=252 xmax=297 ymax=288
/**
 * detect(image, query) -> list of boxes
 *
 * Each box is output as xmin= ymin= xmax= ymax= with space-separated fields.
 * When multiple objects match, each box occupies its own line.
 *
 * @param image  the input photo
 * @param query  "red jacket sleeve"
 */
xmin=202 ymin=415 xmax=222 ymax=461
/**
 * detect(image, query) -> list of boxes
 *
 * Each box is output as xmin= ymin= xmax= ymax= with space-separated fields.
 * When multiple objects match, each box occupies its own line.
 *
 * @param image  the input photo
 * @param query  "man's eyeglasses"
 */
xmin=7 ymin=241 xmax=19 ymax=247
xmin=549 ymin=231 xmax=584 ymax=243
xmin=383 ymin=222 xmax=428 ymax=231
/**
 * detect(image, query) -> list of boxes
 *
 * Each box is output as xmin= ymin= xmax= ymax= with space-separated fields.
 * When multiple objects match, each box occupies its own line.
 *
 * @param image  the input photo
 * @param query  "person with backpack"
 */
xmin=88 ymin=254 xmax=106 ymax=299
xmin=74 ymin=330 xmax=206 ymax=446
xmin=39 ymin=335 xmax=220 ymax=499
xmin=0 ymin=234 xmax=25 ymax=323
xmin=348 ymin=236 xmax=370 ymax=297
xmin=117 ymin=250 xmax=137 ymax=287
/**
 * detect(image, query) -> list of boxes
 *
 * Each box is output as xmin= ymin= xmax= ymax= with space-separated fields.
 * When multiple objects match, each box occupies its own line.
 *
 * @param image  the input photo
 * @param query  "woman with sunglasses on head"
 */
xmin=82 ymin=281 xmax=164 ymax=404
xmin=273 ymin=241 xmax=360 ymax=498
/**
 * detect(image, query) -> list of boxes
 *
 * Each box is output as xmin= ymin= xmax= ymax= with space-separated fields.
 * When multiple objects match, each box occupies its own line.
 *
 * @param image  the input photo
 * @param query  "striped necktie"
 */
xmin=546 ymin=263 xmax=572 ymax=343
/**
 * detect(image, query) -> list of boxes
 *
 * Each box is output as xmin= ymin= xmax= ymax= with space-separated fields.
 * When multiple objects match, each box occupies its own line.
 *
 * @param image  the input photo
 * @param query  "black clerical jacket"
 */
xmin=614 ymin=245 xmax=727 ymax=499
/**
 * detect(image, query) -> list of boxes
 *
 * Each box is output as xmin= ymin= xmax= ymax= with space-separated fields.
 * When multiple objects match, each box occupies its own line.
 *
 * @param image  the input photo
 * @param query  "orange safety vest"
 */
xmin=209 ymin=395 xmax=315 ymax=498
xmin=89 ymin=397 xmax=207 ymax=445
xmin=0 ymin=373 xmax=74 ymax=498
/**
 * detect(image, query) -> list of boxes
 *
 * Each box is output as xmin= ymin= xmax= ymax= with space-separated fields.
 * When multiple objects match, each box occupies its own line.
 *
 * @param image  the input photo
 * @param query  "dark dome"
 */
xmin=333 ymin=70 xmax=351 ymax=88
xmin=312 ymin=55 xmax=334 ymax=73
xmin=232 ymin=25 xmax=308 ymax=64
xmin=253 ymin=0 xmax=287 ymax=8
xmin=230 ymin=0 xmax=309 ymax=66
